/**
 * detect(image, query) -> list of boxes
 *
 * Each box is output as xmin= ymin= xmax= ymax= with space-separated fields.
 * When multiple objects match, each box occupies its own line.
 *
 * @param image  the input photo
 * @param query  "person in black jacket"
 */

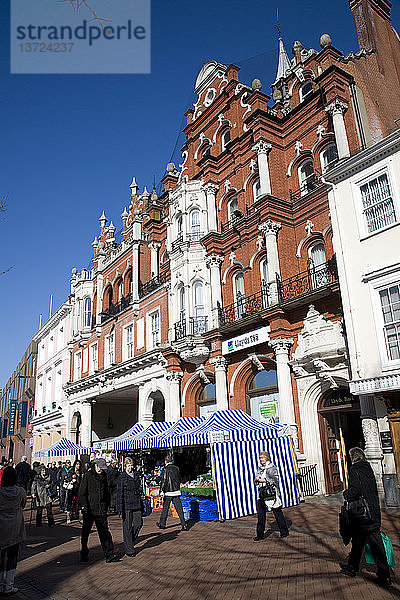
xmin=156 ymin=454 xmax=187 ymax=531
xmin=58 ymin=460 xmax=72 ymax=512
xmin=339 ymin=447 xmax=390 ymax=586
xmin=78 ymin=458 xmax=118 ymax=563
xmin=107 ymin=459 xmax=120 ymax=513
xmin=116 ymin=457 xmax=143 ymax=556
xmin=15 ymin=456 xmax=33 ymax=491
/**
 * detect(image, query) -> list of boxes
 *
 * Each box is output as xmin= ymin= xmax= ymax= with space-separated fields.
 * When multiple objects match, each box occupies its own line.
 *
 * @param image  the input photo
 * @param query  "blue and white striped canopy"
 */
xmin=144 ymin=416 xmax=206 ymax=448
xmin=33 ymin=437 xmax=91 ymax=457
xmin=171 ymin=410 xmax=283 ymax=447
xmin=93 ymin=423 xmax=144 ymax=451
xmin=115 ymin=421 xmax=173 ymax=450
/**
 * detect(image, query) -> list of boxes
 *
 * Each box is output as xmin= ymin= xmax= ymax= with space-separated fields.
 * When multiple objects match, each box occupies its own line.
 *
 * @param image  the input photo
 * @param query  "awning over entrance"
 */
xmin=33 ymin=437 xmax=91 ymax=457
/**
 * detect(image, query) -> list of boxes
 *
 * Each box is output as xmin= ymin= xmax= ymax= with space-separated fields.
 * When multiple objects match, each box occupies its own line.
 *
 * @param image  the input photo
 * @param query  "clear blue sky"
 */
xmin=1 ymin=0 xmax=399 ymax=386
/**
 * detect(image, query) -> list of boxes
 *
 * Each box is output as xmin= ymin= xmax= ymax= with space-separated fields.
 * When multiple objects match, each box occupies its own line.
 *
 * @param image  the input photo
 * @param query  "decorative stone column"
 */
xmin=210 ymin=356 xmax=229 ymax=411
xmin=206 ymin=254 xmax=224 ymax=328
xmin=325 ymin=99 xmax=350 ymax=159
xmin=80 ymin=401 xmax=92 ymax=447
xmin=149 ymin=242 xmax=160 ymax=279
xmin=359 ymin=394 xmax=384 ymax=494
xmin=270 ymin=338 xmax=297 ymax=442
xmin=252 ymin=139 xmax=272 ymax=196
xmin=138 ymin=384 xmax=153 ymax=426
xmin=166 ymin=372 xmax=183 ymax=421
xmin=258 ymin=220 xmax=281 ymax=304
xmin=96 ymin=274 xmax=103 ymax=327
xmin=132 ymin=243 xmax=140 ymax=302
xmin=204 ymin=183 xmax=219 ymax=232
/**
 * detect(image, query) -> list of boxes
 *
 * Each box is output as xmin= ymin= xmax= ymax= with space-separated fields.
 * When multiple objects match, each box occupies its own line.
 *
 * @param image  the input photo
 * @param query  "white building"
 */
xmin=325 ymin=129 xmax=400 ymax=500
xmin=32 ymin=300 xmax=72 ymax=458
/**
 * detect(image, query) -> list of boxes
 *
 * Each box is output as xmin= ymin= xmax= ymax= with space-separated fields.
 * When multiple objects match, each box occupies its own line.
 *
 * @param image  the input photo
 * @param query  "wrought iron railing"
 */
xmin=100 ymin=293 xmax=132 ymax=323
xmin=277 ymin=259 xmax=338 ymax=303
xmin=220 ymin=204 xmax=258 ymax=233
xmin=218 ymin=283 xmax=271 ymax=326
xmin=174 ymin=316 xmax=208 ymax=340
xmin=171 ymin=232 xmax=204 ymax=251
xmin=171 ymin=234 xmax=184 ymax=252
xmin=289 ymin=171 xmax=325 ymax=202
xmin=139 ymin=272 xmax=169 ymax=298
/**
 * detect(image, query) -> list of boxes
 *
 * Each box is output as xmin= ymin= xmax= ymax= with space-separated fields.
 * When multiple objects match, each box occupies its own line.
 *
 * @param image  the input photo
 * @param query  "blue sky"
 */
xmin=1 ymin=0 xmax=399 ymax=386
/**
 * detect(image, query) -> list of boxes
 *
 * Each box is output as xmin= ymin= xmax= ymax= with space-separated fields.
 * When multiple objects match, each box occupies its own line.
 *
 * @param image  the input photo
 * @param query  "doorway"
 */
xmin=318 ymin=389 xmax=363 ymax=494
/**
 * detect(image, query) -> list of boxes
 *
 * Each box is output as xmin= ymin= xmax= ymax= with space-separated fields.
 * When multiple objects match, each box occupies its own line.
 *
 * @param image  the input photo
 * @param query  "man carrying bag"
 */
xmin=339 ymin=447 xmax=391 ymax=587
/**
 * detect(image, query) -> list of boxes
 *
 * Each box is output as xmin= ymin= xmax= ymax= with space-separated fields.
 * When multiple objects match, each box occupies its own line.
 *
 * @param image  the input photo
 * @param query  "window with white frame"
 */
xmin=221 ymin=128 xmax=231 ymax=151
xmin=193 ymin=281 xmax=205 ymax=334
xmin=74 ymin=351 xmax=82 ymax=381
xmin=253 ymin=179 xmax=262 ymax=201
xmin=90 ymin=342 xmax=98 ymax=374
xmin=178 ymin=285 xmax=185 ymax=323
xmin=299 ymin=80 xmax=313 ymax=102
xmin=105 ymin=333 xmax=114 ymax=367
xmin=84 ymin=297 xmax=92 ymax=328
xmin=379 ymin=283 xmax=400 ymax=361
xmin=191 ymin=210 xmax=201 ymax=241
xmin=125 ymin=324 xmax=134 ymax=360
xmin=299 ymin=160 xmax=316 ymax=196
xmin=234 ymin=272 xmax=246 ymax=318
xmin=228 ymin=196 xmax=239 ymax=222
xmin=260 ymin=257 xmax=270 ymax=307
xmin=176 ymin=214 xmax=183 ymax=241
xmin=320 ymin=143 xmax=338 ymax=173
xmin=148 ymin=310 xmax=160 ymax=350
xmin=118 ymin=280 xmax=124 ymax=301
xmin=359 ymin=172 xmax=396 ymax=234
xmin=309 ymin=242 xmax=329 ymax=289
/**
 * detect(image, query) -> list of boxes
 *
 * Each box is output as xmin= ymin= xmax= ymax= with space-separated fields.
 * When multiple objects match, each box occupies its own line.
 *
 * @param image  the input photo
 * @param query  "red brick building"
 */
xmin=65 ymin=0 xmax=400 ymax=495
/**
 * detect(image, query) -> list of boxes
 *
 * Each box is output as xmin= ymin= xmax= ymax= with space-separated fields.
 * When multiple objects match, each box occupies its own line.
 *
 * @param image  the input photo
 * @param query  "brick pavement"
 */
xmin=12 ymin=501 xmax=400 ymax=600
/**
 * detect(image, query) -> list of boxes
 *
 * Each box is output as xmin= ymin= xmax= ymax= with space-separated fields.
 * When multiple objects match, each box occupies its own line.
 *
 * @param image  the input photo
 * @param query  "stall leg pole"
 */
xmin=210 ymin=443 xmax=224 ymax=522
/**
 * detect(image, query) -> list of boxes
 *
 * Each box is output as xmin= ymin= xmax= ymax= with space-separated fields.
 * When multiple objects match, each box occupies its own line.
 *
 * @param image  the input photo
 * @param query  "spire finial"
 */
xmin=276 ymin=8 xmax=282 ymax=38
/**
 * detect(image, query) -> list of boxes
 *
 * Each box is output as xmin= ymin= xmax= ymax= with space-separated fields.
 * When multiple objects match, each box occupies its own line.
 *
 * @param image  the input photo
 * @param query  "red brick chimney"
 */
xmin=349 ymin=0 xmax=392 ymax=50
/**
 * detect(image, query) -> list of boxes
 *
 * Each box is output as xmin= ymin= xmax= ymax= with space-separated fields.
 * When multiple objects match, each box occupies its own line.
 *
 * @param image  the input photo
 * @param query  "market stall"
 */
xmin=33 ymin=437 xmax=91 ymax=458
xmin=92 ymin=422 xmax=144 ymax=452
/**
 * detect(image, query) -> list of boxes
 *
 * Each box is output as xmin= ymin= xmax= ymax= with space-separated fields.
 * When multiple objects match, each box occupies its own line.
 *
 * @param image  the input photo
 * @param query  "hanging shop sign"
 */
xmin=380 ymin=431 xmax=393 ymax=454
xmin=209 ymin=430 xmax=231 ymax=443
xmin=222 ymin=326 xmax=270 ymax=356
xmin=8 ymin=401 xmax=18 ymax=435
xmin=20 ymin=401 xmax=28 ymax=428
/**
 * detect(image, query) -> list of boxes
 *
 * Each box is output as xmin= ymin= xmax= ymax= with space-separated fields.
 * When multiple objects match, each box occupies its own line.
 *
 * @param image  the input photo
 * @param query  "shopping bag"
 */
xmin=365 ymin=531 xmax=396 ymax=569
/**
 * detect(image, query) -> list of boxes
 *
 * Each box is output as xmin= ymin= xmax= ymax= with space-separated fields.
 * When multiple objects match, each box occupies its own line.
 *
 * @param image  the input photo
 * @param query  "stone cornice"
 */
xmin=324 ymin=129 xmax=400 ymax=184
xmin=33 ymin=302 xmax=72 ymax=342
xmin=350 ymin=372 xmax=400 ymax=395
xmin=31 ymin=410 xmax=65 ymax=427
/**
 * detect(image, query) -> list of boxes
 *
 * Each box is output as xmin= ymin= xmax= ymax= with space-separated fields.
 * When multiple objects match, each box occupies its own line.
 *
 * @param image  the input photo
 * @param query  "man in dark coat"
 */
xmin=156 ymin=454 xmax=187 ymax=531
xmin=15 ymin=456 xmax=33 ymax=491
xmin=78 ymin=458 xmax=118 ymax=563
xmin=58 ymin=460 xmax=72 ymax=512
xmin=107 ymin=460 xmax=120 ymax=513
xmin=339 ymin=447 xmax=391 ymax=587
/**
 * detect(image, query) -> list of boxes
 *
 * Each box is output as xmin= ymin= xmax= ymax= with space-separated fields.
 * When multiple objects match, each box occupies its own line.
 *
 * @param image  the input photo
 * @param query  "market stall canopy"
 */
xmin=170 ymin=409 xmax=287 ymax=447
xmin=92 ymin=422 xmax=144 ymax=451
xmin=33 ymin=437 xmax=91 ymax=457
xmin=143 ymin=416 xmax=206 ymax=449
xmin=115 ymin=420 xmax=173 ymax=450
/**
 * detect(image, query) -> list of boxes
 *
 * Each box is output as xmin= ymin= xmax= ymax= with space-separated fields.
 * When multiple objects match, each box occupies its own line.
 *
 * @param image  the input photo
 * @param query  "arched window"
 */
xmin=191 ymin=210 xmax=201 ymax=241
xmin=247 ymin=369 xmax=279 ymax=422
xmin=309 ymin=242 xmax=329 ymax=288
xmin=299 ymin=80 xmax=313 ymax=102
xmin=124 ymin=268 xmax=132 ymax=296
xmin=176 ymin=214 xmax=183 ymax=241
xmin=202 ymin=144 xmax=211 ymax=159
xmin=103 ymin=285 xmax=113 ymax=311
xmin=221 ymin=128 xmax=231 ymax=151
xmin=228 ymin=196 xmax=239 ymax=223
xmin=118 ymin=280 xmax=123 ymax=301
xmin=260 ymin=258 xmax=270 ymax=308
xmin=234 ymin=272 xmax=246 ymax=318
xmin=320 ymin=143 xmax=338 ymax=173
xmin=84 ymin=297 xmax=92 ymax=328
xmin=197 ymin=383 xmax=217 ymax=417
xmin=178 ymin=285 xmax=185 ymax=322
xmin=299 ymin=160 xmax=316 ymax=196
xmin=253 ymin=179 xmax=262 ymax=201
xmin=193 ymin=281 xmax=206 ymax=334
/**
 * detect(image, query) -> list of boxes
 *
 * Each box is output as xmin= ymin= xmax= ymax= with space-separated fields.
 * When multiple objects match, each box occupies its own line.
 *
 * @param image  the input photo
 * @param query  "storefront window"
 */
xmin=248 ymin=369 xmax=279 ymax=423
xmin=198 ymin=383 xmax=217 ymax=417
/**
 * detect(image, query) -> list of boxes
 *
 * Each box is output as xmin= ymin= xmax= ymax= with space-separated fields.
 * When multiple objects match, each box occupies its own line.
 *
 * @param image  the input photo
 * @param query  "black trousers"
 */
xmin=81 ymin=513 xmax=114 ymax=560
xmin=36 ymin=504 xmax=54 ymax=526
xmin=0 ymin=544 xmax=19 ymax=571
xmin=59 ymin=487 xmax=67 ymax=511
xmin=257 ymin=498 xmax=289 ymax=537
xmin=348 ymin=529 xmax=390 ymax=579
xmin=159 ymin=496 xmax=185 ymax=527
xmin=122 ymin=509 xmax=143 ymax=554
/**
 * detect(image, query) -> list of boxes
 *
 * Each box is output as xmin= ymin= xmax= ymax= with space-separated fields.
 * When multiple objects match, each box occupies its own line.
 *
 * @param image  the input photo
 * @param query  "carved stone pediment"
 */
xmin=173 ymin=339 xmax=210 ymax=367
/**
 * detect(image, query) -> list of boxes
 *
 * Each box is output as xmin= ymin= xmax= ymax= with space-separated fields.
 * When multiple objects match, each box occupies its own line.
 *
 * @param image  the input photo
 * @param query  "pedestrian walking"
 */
xmin=254 ymin=450 xmax=289 ymax=541
xmin=0 ymin=466 xmax=27 ymax=596
xmin=156 ymin=454 xmax=187 ymax=531
xmin=78 ymin=458 xmax=119 ymax=563
xmin=339 ymin=447 xmax=391 ymax=587
xmin=15 ymin=456 xmax=33 ymax=492
xmin=31 ymin=466 xmax=54 ymax=527
xmin=116 ymin=457 xmax=143 ymax=557
xmin=49 ymin=462 xmax=59 ymax=500
xmin=58 ymin=460 xmax=72 ymax=512
xmin=64 ymin=460 xmax=82 ymax=524
xmin=107 ymin=459 xmax=120 ymax=513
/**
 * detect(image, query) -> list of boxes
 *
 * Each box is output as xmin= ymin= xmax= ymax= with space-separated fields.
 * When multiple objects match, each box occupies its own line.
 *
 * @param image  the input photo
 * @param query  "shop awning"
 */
xmin=143 ymin=416 xmax=206 ymax=449
xmin=115 ymin=421 xmax=173 ymax=450
xmin=170 ymin=409 xmax=285 ymax=447
xmin=33 ymin=437 xmax=91 ymax=457
xmin=92 ymin=422 xmax=144 ymax=451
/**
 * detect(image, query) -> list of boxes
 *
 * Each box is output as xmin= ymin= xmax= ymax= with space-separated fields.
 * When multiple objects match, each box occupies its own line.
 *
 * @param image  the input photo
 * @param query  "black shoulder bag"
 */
xmin=345 ymin=471 xmax=372 ymax=524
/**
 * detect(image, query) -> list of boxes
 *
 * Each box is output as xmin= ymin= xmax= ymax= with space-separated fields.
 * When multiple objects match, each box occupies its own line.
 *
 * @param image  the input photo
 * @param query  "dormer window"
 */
xmin=320 ymin=143 xmax=338 ymax=173
xmin=222 ymin=128 xmax=231 ymax=151
xmin=299 ymin=80 xmax=313 ymax=102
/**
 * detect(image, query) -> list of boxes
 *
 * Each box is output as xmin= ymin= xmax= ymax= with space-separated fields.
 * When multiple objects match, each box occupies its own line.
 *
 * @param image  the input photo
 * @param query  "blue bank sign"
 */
xmin=222 ymin=326 xmax=270 ymax=356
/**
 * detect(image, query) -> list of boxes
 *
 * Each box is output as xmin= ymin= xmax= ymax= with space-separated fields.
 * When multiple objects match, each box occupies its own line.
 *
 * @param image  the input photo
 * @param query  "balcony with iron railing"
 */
xmin=100 ymin=292 xmax=132 ymax=324
xmin=219 ymin=281 xmax=271 ymax=326
xmin=171 ymin=232 xmax=204 ymax=252
xmin=139 ymin=272 xmax=169 ymax=298
xmin=277 ymin=259 xmax=338 ymax=304
xmin=220 ymin=204 xmax=259 ymax=233
xmin=174 ymin=316 xmax=208 ymax=341
xmin=289 ymin=171 xmax=326 ymax=202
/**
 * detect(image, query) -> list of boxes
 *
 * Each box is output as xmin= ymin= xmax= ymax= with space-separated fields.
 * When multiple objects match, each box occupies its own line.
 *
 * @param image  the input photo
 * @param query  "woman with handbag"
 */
xmin=31 ymin=466 xmax=54 ymax=527
xmin=116 ymin=457 xmax=143 ymax=557
xmin=254 ymin=451 xmax=289 ymax=541
xmin=64 ymin=460 xmax=82 ymax=524
xmin=339 ymin=447 xmax=391 ymax=587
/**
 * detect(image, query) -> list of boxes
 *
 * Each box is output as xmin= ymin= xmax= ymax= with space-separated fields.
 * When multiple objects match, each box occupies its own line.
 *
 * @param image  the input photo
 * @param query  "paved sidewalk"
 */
xmin=13 ymin=502 xmax=400 ymax=600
